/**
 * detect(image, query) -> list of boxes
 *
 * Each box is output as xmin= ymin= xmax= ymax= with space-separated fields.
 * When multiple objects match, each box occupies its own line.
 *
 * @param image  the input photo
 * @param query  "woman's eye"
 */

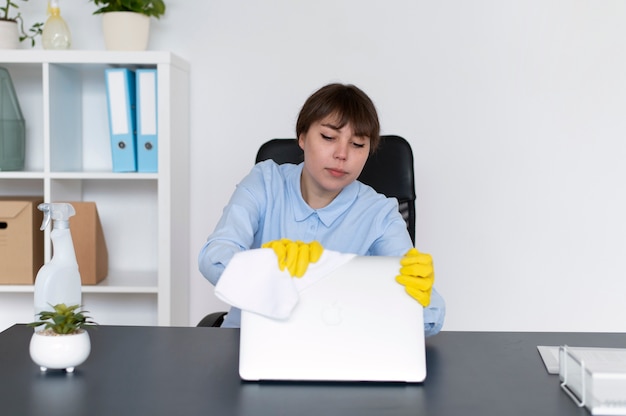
xmin=321 ymin=134 xmax=333 ymax=141
xmin=352 ymin=142 xmax=365 ymax=149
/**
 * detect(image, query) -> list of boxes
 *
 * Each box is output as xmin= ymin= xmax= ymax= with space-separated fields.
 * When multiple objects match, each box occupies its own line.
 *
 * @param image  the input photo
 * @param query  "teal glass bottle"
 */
xmin=0 ymin=67 xmax=25 ymax=171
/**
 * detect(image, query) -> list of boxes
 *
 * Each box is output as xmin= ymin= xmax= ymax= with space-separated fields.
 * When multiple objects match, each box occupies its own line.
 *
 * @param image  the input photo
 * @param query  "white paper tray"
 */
xmin=559 ymin=346 xmax=626 ymax=415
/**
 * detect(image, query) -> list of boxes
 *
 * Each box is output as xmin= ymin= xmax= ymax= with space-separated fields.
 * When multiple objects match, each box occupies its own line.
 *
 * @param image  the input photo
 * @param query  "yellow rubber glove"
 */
xmin=262 ymin=239 xmax=324 ymax=278
xmin=395 ymin=248 xmax=434 ymax=307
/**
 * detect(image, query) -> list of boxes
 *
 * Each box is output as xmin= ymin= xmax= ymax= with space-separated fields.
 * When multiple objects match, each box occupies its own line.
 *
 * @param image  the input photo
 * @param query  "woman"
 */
xmin=199 ymin=83 xmax=445 ymax=336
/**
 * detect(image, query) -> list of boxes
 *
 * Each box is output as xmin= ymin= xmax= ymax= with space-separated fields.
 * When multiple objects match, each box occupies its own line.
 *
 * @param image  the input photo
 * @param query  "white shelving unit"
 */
xmin=0 ymin=51 xmax=190 ymax=331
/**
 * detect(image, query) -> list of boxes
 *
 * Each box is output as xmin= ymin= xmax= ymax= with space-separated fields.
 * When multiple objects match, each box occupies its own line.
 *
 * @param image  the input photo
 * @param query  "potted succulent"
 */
xmin=0 ymin=0 xmax=43 ymax=48
xmin=90 ymin=0 xmax=166 ymax=51
xmin=28 ymin=303 xmax=98 ymax=373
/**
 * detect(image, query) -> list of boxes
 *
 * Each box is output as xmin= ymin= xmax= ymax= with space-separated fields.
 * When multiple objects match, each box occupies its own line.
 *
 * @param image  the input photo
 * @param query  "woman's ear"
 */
xmin=298 ymin=134 xmax=305 ymax=150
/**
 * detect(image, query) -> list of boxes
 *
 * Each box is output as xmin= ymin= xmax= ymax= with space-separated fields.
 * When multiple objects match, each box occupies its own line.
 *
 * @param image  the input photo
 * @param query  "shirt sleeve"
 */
xmin=423 ymin=287 xmax=446 ymax=337
xmin=198 ymin=166 xmax=267 ymax=285
xmin=360 ymin=198 xmax=446 ymax=336
xmin=361 ymin=194 xmax=446 ymax=337
xmin=359 ymin=193 xmax=414 ymax=257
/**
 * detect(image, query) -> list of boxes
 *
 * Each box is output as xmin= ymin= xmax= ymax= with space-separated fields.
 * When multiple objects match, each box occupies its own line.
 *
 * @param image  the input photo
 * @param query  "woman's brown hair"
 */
xmin=296 ymin=83 xmax=381 ymax=153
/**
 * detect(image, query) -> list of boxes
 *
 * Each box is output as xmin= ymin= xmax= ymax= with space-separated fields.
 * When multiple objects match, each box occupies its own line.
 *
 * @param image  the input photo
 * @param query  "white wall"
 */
xmin=20 ymin=0 xmax=626 ymax=332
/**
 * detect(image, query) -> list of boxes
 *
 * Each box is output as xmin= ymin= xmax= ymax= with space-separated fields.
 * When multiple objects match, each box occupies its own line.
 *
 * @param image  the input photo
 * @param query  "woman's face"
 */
xmin=298 ymin=115 xmax=370 ymax=209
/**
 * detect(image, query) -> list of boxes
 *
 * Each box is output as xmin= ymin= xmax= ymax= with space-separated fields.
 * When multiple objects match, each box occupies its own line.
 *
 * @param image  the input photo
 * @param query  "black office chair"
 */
xmin=197 ymin=135 xmax=416 ymax=327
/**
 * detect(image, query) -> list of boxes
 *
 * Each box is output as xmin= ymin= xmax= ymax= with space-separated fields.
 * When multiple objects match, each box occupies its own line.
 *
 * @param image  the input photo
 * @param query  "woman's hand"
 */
xmin=262 ymin=239 xmax=324 ymax=277
xmin=395 ymin=248 xmax=434 ymax=307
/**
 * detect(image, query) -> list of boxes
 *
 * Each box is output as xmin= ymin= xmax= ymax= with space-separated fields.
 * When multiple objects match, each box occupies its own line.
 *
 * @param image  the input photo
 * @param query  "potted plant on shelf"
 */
xmin=90 ymin=0 xmax=166 ymax=51
xmin=28 ymin=303 xmax=98 ymax=373
xmin=0 ymin=0 xmax=43 ymax=48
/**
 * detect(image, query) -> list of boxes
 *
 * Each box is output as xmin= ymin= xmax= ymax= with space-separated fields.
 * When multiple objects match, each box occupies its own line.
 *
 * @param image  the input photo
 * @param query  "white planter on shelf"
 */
xmin=0 ymin=20 xmax=19 ymax=49
xmin=102 ymin=12 xmax=150 ymax=51
xmin=29 ymin=330 xmax=91 ymax=373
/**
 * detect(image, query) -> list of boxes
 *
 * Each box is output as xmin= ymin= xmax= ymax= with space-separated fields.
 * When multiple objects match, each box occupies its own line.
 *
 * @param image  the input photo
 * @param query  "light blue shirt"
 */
xmin=199 ymin=160 xmax=445 ymax=336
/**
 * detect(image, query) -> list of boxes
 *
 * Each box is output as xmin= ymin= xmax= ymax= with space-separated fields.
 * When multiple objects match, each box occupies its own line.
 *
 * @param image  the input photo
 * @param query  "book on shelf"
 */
xmin=104 ymin=68 xmax=137 ymax=172
xmin=135 ymin=69 xmax=158 ymax=173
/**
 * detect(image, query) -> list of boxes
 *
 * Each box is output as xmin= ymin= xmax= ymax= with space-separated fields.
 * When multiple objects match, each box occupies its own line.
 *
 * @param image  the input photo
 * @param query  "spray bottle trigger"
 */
xmin=38 ymin=203 xmax=52 ymax=231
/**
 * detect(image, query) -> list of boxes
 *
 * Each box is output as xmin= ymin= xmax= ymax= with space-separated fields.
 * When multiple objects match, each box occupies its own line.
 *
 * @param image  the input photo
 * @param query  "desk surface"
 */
xmin=1 ymin=325 xmax=624 ymax=416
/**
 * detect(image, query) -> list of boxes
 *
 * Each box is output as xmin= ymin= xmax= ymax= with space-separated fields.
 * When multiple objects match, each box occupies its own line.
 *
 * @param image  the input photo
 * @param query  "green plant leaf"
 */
xmin=90 ymin=0 xmax=166 ymax=19
xmin=27 ymin=303 xmax=98 ymax=335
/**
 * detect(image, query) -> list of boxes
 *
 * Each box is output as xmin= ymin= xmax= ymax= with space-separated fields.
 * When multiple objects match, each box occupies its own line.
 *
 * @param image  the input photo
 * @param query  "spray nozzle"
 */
xmin=38 ymin=203 xmax=76 ymax=231
xmin=47 ymin=0 xmax=60 ymax=15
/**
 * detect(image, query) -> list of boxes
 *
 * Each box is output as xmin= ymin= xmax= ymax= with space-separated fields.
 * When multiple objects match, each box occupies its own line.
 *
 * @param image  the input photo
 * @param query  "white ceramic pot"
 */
xmin=29 ymin=330 xmax=91 ymax=373
xmin=0 ymin=20 xmax=19 ymax=49
xmin=102 ymin=12 xmax=150 ymax=51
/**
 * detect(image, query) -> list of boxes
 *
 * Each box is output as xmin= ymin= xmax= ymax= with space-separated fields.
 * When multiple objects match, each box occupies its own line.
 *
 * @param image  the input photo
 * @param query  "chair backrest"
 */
xmin=255 ymin=135 xmax=416 ymax=244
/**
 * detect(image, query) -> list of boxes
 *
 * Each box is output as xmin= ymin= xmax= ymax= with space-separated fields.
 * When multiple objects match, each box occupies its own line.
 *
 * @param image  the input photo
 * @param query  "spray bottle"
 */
xmin=42 ymin=0 xmax=71 ymax=50
xmin=33 ymin=203 xmax=82 ymax=327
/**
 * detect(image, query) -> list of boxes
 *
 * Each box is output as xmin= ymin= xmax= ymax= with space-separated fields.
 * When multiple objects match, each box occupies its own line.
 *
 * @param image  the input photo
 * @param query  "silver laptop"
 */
xmin=239 ymin=256 xmax=426 ymax=383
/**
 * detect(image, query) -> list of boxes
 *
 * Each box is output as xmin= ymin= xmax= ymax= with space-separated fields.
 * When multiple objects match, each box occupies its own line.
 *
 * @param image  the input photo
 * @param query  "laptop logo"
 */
xmin=321 ymin=301 xmax=343 ymax=326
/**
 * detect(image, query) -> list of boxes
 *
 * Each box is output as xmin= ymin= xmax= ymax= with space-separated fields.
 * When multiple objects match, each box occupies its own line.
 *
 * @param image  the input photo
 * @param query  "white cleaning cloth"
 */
xmin=214 ymin=248 xmax=356 ymax=320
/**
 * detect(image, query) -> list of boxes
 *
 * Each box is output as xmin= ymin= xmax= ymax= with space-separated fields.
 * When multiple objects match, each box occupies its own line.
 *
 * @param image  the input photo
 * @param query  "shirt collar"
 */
xmin=289 ymin=163 xmax=360 ymax=228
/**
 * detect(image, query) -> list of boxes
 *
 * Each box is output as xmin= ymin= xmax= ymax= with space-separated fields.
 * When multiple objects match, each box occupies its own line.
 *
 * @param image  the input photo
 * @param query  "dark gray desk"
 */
xmin=1 ymin=325 xmax=624 ymax=416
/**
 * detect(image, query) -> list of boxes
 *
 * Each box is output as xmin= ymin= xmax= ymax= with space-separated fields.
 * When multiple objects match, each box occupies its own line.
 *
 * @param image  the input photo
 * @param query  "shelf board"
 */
xmin=0 ymin=286 xmax=36 ymax=294
xmin=0 ymin=171 xmax=45 ymax=179
xmin=0 ymin=172 xmax=158 ymax=180
xmin=49 ymin=172 xmax=158 ymax=180
xmin=0 ymin=270 xmax=158 ymax=295
xmin=0 ymin=50 xmax=189 ymax=70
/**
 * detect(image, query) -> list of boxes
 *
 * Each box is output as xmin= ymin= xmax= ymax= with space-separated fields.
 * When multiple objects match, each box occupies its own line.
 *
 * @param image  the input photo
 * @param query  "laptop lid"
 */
xmin=239 ymin=256 xmax=426 ymax=383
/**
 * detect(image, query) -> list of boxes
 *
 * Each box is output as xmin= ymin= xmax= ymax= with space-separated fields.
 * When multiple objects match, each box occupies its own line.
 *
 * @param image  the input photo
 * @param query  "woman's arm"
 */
xmin=198 ymin=167 xmax=268 ymax=285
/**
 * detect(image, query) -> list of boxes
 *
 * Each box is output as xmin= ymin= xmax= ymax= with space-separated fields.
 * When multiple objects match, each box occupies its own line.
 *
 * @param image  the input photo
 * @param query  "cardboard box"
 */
xmin=0 ymin=197 xmax=44 ymax=284
xmin=67 ymin=202 xmax=109 ymax=285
